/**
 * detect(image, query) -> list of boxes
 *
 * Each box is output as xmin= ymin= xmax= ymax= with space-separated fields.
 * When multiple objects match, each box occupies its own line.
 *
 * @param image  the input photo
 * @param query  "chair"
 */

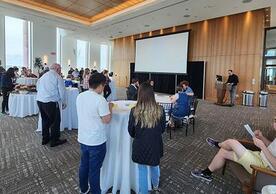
xmin=189 ymin=98 xmax=199 ymax=134
xmin=158 ymin=102 xmax=173 ymax=138
xmin=222 ymin=139 xmax=276 ymax=194
xmin=169 ymin=98 xmax=199 ymax=137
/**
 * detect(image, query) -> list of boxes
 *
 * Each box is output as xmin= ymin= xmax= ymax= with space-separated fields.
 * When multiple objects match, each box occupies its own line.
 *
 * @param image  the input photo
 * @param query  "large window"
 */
xmin=100 ymin=44 xmax=110 ymax=71
xmin=77 ymin=40 xmax=88 ymax=69
xmin=5 ymin=16 xmax=31 ymax=69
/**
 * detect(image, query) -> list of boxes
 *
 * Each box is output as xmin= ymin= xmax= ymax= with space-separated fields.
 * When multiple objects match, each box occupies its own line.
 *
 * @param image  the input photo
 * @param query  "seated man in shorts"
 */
xmin=191 ymin=118 xmax=276 ymax=182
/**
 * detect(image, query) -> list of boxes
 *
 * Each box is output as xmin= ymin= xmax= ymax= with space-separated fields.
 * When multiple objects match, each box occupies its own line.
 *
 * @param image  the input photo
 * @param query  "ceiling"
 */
xmin=1 ymin=0 xmax=276 ymax=41
xmin=1 ymin=0 xmax=148 ymax=24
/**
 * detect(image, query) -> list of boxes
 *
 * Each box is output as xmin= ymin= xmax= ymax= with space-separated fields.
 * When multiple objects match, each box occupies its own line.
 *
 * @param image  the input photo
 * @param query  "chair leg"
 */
xmin=192 ymin=118 xmax=195 ymax=134
xmin=222 ymin=163 xmax=227 ymax=175
xmin=185 ymin=123 xmax=188 ymax=136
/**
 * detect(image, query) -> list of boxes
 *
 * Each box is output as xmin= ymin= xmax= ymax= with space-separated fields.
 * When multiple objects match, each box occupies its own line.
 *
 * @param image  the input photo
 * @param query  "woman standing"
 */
xmin=1 ymin=67 xmax=15 ymax=114
xmin=82 ymin=68 xmax=90 ymax=92
xmin=102 ymin=70 xmax=111 ymax=99
xmin=128 ymin=82 xmax=166 ymax=194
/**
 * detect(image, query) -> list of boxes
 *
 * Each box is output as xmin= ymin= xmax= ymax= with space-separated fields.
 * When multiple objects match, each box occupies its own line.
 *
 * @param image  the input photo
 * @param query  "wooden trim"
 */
xmin=2 ymin=0 xmax=90 ymax=25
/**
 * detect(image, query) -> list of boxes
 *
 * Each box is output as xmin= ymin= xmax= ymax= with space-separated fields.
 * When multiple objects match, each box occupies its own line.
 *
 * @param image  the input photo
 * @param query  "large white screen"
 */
xmin=135 ymin=32 xmax=189 ymax=74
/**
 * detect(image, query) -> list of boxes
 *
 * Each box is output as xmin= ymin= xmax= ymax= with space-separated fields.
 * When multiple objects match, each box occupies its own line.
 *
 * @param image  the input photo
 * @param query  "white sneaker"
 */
xmin=80 ymin=185 xmax=90 ymax=194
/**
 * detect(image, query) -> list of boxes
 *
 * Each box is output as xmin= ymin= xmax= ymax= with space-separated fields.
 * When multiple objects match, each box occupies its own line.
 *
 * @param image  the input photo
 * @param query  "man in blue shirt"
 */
xmin=180 ymin=80 xmax=194 ymax=96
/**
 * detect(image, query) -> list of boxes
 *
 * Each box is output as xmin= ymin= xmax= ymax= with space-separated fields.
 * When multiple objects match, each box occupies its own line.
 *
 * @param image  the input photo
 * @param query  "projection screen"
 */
xmin=135 ymin=32 xmax=189 ymax=74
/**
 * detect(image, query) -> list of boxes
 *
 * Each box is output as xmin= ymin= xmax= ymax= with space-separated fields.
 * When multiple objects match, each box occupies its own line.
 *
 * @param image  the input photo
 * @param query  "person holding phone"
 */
xmin=191 ymin=119 xmax=276 ymax=182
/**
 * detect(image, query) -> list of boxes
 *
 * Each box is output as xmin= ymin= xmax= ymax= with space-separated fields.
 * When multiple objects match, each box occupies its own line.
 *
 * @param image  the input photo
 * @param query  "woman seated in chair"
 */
xmin=191 ymin=118 xmax=276 ymax=182
xmin=169 ymin=87 xmax=190 ymax=128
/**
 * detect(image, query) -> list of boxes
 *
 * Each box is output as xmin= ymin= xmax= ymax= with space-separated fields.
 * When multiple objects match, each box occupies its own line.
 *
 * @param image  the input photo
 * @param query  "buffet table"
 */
xmin=16 ymin=77 xmax=38 ymax=86
xmin=101 ymin=100 xmax=151 ymax=194
xmin=37 ymin=87 xmax=79 ymax=131
xmin=8 ymin=92 xmax=39 ymax=118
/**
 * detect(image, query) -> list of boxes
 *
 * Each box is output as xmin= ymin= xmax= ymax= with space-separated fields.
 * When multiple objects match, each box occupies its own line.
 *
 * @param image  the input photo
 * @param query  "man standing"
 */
xmin=36 ymin=63 xmax=67 ymax=147
xmin=77 ymin=73 xmax=112 ymax=194
xmin=226 ymin=70 xmax=239 ymax=106
xmin=127 ymin=78 xmax=139 ymax=100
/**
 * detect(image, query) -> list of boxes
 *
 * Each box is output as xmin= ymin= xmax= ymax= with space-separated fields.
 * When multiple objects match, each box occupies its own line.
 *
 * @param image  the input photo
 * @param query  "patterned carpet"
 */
xmin=0 ymin=96 xmax=276 ymax=194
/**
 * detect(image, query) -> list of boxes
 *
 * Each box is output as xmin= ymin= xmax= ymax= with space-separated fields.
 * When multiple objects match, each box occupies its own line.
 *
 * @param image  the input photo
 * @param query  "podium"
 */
xmin=215 ymin=82 xmax=232 ymax=105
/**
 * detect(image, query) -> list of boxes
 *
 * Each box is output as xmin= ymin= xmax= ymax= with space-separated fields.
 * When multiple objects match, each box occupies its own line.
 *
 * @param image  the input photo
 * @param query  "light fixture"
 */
xmin=242 ymin=0 xmax=252 ymax=3
xmin=183 ymin=14 xmax=191 ymax=18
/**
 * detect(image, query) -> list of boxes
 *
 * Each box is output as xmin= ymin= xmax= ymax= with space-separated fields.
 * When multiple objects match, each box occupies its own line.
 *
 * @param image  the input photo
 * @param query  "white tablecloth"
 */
xmin=101 ymin=100 xmax=151 ymax=194
xmin=37 ymin=88 xmax=79 ymax=131
xmin=8 ymin=93 xmax=39 ymax=118
xmin=16 ymin=78 xmax=38 ymax=86
xmin=155 ymin=93 xmax=172 ymax=103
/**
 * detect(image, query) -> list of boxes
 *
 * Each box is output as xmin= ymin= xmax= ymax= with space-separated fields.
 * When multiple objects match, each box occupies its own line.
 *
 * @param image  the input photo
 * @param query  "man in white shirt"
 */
xmin=36 ymin=63 xmax=67 ymax=147
xmin=77 ymin=72 xmax=112 ymax=194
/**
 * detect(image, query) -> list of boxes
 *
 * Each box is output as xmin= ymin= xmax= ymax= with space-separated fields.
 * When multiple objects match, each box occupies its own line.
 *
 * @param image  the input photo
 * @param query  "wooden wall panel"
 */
xmin=111 ymin=9 xmax=265 ymax=104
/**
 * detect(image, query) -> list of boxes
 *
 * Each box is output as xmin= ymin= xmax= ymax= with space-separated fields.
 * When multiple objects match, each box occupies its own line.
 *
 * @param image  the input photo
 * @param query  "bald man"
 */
xmin=37 ymin=63 xmax=67 ymax=147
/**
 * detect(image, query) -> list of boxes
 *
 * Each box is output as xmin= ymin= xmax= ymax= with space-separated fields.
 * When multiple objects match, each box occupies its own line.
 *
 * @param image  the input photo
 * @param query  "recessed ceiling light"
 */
xmin=242 ymin=0 xmax=252 ymax=3
xmin=183 ymin=14 xmax=191 ymax=18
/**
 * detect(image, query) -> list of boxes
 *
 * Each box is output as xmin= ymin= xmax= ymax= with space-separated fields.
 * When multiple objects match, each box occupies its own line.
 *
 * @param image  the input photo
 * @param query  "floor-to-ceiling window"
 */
xmin=5 ymin=16 xmax=31 ymax=69
xmin=100 ymin=44 xmax=110 ymax=71
xmin=77 ymin=40 xmax=88 ymax=69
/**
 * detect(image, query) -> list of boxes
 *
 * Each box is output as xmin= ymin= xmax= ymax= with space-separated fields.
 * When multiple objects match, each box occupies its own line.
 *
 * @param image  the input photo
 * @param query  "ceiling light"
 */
xmin=183 ymin=14 xmax=191 ymax=18
xmin=242 ymin=0 xmax=252 ymax=3
xmin=144 ymin=24 xmax=150 ymax=27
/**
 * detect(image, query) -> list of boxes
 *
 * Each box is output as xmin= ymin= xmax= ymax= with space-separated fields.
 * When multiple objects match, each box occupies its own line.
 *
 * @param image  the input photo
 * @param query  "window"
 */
xmin=5 ymin=16 xmax=31 ymax=69
xmin=100 ymin=44 xmax=109 ymax=71
xmin=77 ymin=40 xmax=88 ymax=69
xmin=56 ymin=28 xmax=62 ymax=64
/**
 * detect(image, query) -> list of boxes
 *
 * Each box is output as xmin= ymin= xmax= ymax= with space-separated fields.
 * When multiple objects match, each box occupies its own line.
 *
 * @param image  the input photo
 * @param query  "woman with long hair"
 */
xmin=82 ymin=68 xmax=90 ymax=92
xmin=1 ymin=67 xmax=15 ymax=114
xmin=128 ymin=82 xmax=166 ymax=194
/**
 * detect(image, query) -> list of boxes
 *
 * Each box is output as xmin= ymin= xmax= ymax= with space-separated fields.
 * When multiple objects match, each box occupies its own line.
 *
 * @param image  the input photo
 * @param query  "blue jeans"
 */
xmin=138 ymin=164 xmax=160 ymax=194
xmin=79 ymin=142 xmax=106 ymax=194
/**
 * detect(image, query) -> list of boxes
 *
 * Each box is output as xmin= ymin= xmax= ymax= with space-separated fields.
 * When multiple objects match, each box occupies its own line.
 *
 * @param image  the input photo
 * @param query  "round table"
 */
xmin=155 ymin=93 xmax=172 ymax=103
xmin=37 ymin=87 xmax=79 ymax=131
xmin=101 ymin=100 xmax=151 ymax=194
xmin=16 ymin=77 xmax=38 ymax=86
xmin=8 ymin=92 xmax=39 ymax=118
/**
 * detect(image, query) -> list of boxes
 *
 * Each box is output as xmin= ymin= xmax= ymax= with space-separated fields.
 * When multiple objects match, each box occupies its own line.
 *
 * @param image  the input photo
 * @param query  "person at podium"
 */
xmin=226 ymin=70 xmax=239 ymax=106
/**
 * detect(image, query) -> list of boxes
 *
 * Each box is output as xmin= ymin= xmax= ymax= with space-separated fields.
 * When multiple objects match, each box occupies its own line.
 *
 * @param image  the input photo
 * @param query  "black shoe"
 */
xmin=42 ymin=139 xmax=50 ymax=145
xmin=206 ymin=137 xmax=219 ymax=148
xmin=191 ymin=169 xmax=213 ymax=182
xmin=50 ymin=139 xmax=67 ymax=147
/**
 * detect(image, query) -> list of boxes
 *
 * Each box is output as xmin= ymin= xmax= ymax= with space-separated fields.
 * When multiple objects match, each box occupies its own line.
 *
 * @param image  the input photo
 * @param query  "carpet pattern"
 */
xmin=0 ymin=98 xmax=275 ymax=194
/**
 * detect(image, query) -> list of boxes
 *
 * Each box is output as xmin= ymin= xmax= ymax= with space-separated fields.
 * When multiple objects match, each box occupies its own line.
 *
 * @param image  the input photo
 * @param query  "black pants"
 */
xmin=104 ymin=84 xmax=111 ymax=99
xmin=2 ymin=88 xmax=11 ymax=113
xmin=37 ymin=101 xmax=61 ymax=143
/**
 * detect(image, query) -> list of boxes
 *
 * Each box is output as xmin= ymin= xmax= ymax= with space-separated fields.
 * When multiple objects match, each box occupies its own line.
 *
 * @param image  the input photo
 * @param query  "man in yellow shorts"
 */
xmin=191 ymin=119 xmax=276 ymax=182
